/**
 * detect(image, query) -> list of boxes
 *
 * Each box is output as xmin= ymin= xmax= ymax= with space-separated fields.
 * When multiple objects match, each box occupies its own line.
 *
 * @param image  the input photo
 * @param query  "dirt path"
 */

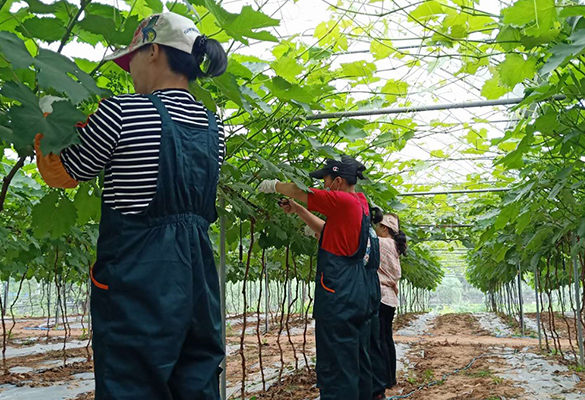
xmin=1 ymin=313 xmax=584 ymax=400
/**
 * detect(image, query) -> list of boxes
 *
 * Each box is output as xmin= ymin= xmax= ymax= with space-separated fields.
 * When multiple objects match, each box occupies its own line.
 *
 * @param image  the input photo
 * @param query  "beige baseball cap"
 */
xmin=104 ymin=12 xmax=200 ymax=72
xmin=380 ymin=214 xmax=399 ymax=232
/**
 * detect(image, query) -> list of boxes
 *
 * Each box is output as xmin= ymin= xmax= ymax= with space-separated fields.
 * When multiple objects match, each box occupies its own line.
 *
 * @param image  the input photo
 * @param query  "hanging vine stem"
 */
xmin=46 ymin=281 xmax=51 ymax=341
xmin=0 ymin=156 xmax=27 ymax=214
xmin=286 ymin=254 xmax=299 ymax=371
xmin=277 ymin=246 xmax=290 ymax=382
xmin=8 ymin=269 xmax=28 ymax=347
xmin=239 ymin=217 xmax=255 ymax=400
xmin=255 ymin=249 xmax=267 ymax=392
xmin=545 ymin=259 xmax=561 ymax=355
xmin=538 ymin=269 xmax=550 ymax=352
xmin=558 ymin=249 xmax=576 ymax=359
xmin=53 ymin=246 xmax=69 ymax=366
xmin=0 ymin=284 xmax=7 ymax=374
xmin=302 ymin=256 xmax=314 ymax=372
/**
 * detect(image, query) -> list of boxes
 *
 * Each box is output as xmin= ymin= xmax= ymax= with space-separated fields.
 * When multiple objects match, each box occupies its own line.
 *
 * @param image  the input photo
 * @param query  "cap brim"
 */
xmin=309 ymin=168 xmax=328 ymax=179
xmin=104 ymin=47 xmax=138 ymax=72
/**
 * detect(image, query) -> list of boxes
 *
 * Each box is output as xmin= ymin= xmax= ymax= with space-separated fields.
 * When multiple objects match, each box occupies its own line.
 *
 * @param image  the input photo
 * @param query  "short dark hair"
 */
xmin=142 ymin=35 xmax=227 ymax=80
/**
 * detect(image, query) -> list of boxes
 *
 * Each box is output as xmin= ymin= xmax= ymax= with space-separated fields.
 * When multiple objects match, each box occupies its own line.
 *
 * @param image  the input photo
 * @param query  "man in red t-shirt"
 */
xmin=259 ymin=155 xmax=373 ymax=400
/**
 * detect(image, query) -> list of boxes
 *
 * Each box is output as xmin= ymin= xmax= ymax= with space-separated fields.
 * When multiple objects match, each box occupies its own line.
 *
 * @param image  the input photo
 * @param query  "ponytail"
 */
xmin=370 ymin=206 xmax=384 ymax=225
xmin=393 ymin=230 xmax=408 ymax=256
xmin=161 ymin=35 xmax=228 ymax=81
xmin=192 ymin=35 xmax=227 ymax=78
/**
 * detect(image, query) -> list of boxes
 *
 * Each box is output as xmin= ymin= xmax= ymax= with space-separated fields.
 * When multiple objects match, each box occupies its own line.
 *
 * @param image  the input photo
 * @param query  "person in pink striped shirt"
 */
xmin=374 ymin=212 xmax=407 ymax=391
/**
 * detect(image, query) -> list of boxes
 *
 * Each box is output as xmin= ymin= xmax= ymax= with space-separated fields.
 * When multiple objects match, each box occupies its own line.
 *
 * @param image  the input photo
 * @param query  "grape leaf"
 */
xmin=0 ymin=31 xmax=34 ymax=70
xmin=497 ymin=54 xmax=537 ymax=87
xmin=541 ymin=30 xmax=585 ymax=75
xmin=213 ymin=72 xmax=246 ymax=107
xmin=193 ymin=1 xmax=279 ymax=44
xmin=18 ymin=17 xmax=66 ymax=43
xmin=408 ymin=1 xmax=445 ymax=22
xmin=272 ymin=56 xmax=303 ymax=83
xmin=265 ymin=77 xmax=330 ymax=104
xmin=34 ymin=49 xmax=104 ymax=104
xmin=78 ymin=14 xmax=140 ymax=46
xmin=370 ymin=39 xmax=394 ymax=60
xmin=560 ymin=5 xmax=585 ymax=18
xmin=381 ymin=79 xmax=409 ymax=103
xmin=502 ymin=0 xmax=557 ymax=36
xmin=74 ymin=184 xmax=101 ymax=224
xmin=32 ymin=192 xmax=78 ymax=239
xmin=481 ymin=69 xmax=509 ymax=99
xmin=6 ymin=88 xmax=84 ymax=154
xmin=190 ymin=81 xmax=217 ymax=112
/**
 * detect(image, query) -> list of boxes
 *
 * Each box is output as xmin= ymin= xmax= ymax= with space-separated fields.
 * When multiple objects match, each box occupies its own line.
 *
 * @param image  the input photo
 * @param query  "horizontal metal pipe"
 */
xmin=305 ymin=95 xmax=566 ymax=121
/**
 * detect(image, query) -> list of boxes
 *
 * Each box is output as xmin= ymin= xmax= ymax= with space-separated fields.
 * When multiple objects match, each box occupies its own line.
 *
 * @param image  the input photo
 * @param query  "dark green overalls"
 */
xmin=314 ymin=197 xmax=370 ymax=400
xmin=363 ymin=227 xmax=387 ymax=398
xmin=90 ymin=94 xmax=224 ymax=400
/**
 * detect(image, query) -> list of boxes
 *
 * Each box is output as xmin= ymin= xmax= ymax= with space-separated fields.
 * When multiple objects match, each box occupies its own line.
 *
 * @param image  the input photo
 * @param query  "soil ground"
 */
xmin=0 ymin=313 xmax=584 ymax=400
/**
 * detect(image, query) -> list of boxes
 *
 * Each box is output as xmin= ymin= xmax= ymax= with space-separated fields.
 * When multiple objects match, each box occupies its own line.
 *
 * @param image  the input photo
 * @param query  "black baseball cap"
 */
xmin=309 ymin=155 xmax=366 ymax=181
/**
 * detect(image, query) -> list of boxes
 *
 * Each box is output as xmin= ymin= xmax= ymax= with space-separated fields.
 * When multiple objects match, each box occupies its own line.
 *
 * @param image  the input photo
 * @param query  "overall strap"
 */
xmin=206 ymin=109 xmax=218 ymax=133
xmin=147 ymin=94 xmax=173 ymax=124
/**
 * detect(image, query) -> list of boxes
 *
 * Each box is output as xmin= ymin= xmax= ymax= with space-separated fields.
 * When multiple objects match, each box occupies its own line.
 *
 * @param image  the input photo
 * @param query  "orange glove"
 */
xmin=35 ymin=132 xmax=79 ymax=189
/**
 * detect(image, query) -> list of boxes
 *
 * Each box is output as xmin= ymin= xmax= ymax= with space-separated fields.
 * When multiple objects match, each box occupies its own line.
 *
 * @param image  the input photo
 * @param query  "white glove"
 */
xmin=258 ymin=179 xmax=279 ymax=193
xmin=39 ymin=96 xmax=65 ymax=114
xmin=304 ymin=225 xmax=316 ymax=237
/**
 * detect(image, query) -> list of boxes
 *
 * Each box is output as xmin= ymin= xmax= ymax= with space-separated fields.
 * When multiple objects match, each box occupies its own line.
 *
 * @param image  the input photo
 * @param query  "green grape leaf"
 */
xmin=497 ymin=54 xmax=537 ymax=87
xmin=381 ymin=79 xmax=409 ymax=103
xmin=265 ymin=77 xmax=329 ymax=104
xmin=193 ymin=1 xmax=279 ymax=44
xmin=272 ymin=56 xmax=303 ymax=83
xmin=502 ymin=0 xmax=557 ymax=36
xmin=74 ymin=184 xmax=101 ymax=224
xmin=213 ymin=72 xmax=247 ymax=108
xmin=18 ymin=17 xmax=66 ymax=43
xmin=34 ymin=49 xmax=104 ymax=104
xmin=408 ymin=1 xmax=445 ymax=22
xmin=496 ymin=25 xmax=521 ymax=52
xmin=24 ymin=0 xmax=72 ymax=14
xmin=0 ymin=31 xmax=34 ymax=70
xmin=481 ymin=69 xmax=508 ymax=99
xmin=560 ymin=5 xmax=585 ymax=18
xmin=32 ymin=192 xmax=78 ymax=239
xmin=145 ymin=0 xmax=163 ymax=13
xmin=2 ymin=81 xmax=39 ymax=108
xmin=78 ymin=14 xmax=140 ymax=46
xmin=339 ymin=120 xmax=367 ymax=141
xmin=370 ymin=39 xmax=394 ymax=60
xmin=190 ymin=81 xmax=217 ymax=112
xmin=38 ymin=101 xmax=85 ymax=154
xmin=340 ymin=61 xmax=376 ymax=79
xmin=7 ymin=90 xmax=84 ymax=154
xmin=541 ymin=30 xmax=585 ymax=75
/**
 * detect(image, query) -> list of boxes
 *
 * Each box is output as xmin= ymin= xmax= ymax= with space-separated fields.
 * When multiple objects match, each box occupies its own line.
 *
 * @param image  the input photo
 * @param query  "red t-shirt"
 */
xmin=307 ymin=189 xmax=369 ymax=256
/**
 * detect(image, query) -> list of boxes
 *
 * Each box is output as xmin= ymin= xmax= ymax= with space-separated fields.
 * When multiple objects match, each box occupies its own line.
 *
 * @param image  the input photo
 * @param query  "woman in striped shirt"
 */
xmin=374 ymin=211 xmax=407 ymax=393
xmin=36 ymin=13 xmax=227 ymax=400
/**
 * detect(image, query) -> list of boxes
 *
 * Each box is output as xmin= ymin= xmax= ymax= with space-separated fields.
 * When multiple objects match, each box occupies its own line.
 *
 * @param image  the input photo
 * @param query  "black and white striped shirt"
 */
xmin=61 ymin=89 xmax=225 ymax=215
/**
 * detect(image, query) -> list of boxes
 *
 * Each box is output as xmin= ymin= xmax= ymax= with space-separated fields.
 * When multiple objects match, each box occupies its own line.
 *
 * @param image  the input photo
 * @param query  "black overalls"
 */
xmin=90 ymin=94 xmax=224 ymax=399
xmin=314 ymin=196 xmax=370 ymax=400
xmin=363 ymin=227 xmax=387 ymax=398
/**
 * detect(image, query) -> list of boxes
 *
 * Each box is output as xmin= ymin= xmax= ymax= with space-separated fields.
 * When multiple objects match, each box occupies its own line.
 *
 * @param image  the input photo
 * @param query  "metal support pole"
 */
xmin=398 ymin=188 xmax=510 ymax=197
xmin=572 ymin=236 xmax=585 ymax=367
xmin=535 ymin=265 xmax=542 ymax=349
xmin=305 ymin=94 xmax=566 ymax=120
xmin=219 ymin=198 xmax=227 ymax=400
xmin=517 ymin=262 xmax=524 ymax=336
